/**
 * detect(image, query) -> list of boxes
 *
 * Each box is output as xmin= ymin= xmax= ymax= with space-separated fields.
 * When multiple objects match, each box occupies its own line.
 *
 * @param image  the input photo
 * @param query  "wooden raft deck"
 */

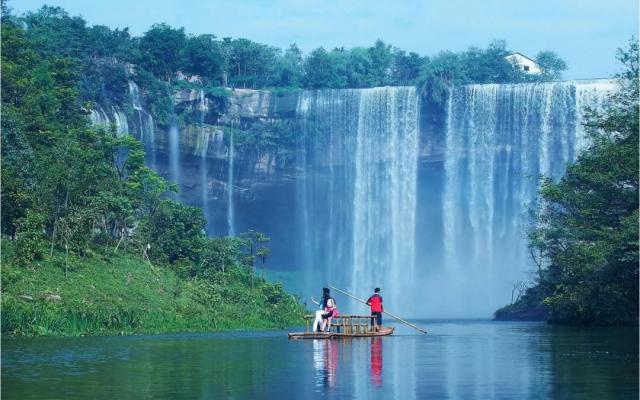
xmin=288 ymin=315 xmax=394 ymax=339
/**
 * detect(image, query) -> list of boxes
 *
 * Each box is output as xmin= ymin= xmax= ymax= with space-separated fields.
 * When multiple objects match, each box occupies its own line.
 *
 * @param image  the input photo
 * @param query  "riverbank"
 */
xmin=493 ymin=286 xmax=550 ymax=322
xmin=1 ymin=243 xmax=306 ymax=337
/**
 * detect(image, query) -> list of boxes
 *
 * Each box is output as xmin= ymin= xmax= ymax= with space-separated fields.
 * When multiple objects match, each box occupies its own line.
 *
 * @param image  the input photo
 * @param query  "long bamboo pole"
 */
xmin=329 ymin=285 xmax=427 ymax=334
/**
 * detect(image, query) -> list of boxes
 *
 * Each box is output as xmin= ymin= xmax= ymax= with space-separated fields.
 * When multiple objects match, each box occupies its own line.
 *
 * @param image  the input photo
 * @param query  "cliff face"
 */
xmin=138 ymin=88 xmax=314 ymax=249
xmin=147 ymin=86 xmax=440 ymax=208
xmin=157 ymin=88 xmax=302 ymax=197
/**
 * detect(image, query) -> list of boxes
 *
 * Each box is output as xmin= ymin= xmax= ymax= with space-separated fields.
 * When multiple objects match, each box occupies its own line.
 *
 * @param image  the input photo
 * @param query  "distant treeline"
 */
xmin=8 ymin=5 xmax=567 ymax=109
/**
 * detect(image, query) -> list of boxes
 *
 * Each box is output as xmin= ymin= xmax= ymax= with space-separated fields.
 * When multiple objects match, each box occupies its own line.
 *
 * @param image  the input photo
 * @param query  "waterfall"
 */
xmin=198 ymin=90 xmax=211 ymax=234
xmin=169 ymin=116 xmax=181 ymax=199
xmin=441 ymin=79 xmax=617 ymax=315
xmin=87 ymin=105 xmax=128 ymax=137
xmin=128 ymin=80 xmax=145 ymax=138
xmin=111 ymin=106 xmax=129 ymax=137
xmin=296 ymin=86 xmax=419 ymax=310
xmin=295 ymin=91 xmax=313 ymax=289
xmin=89 ymin=106 xmax=110 ymax=127
xmin=129 ymin=81 xmax=143 ymax=109
xmin=145 ymin=113 xmax=156 ymax=170
xmin=227 ymin=128 xmax=235 ymax=236
xmin=128 ymin=81 xmax=157 ymax=169
xmin=351 ymin=87 xmax=419 ymax=308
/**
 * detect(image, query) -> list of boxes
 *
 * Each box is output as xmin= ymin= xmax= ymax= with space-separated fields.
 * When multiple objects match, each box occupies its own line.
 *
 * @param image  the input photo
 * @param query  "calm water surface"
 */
xmin=2 ymin=320 xmax=637 ymax=399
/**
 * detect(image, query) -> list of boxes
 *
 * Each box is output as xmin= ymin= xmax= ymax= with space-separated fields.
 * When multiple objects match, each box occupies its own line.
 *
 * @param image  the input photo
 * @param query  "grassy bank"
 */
xmin=1 ymin=242 xmax=306 ymax=337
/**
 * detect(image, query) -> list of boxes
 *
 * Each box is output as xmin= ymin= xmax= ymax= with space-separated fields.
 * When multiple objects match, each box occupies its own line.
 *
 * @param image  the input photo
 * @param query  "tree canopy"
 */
xmin=9 ymin=5 xmax=567 ymax=97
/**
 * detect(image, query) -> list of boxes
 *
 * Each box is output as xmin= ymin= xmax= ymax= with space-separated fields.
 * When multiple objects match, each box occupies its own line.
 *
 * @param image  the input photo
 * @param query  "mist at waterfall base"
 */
xmin=91 ymin=80 xmax=616 ymax=318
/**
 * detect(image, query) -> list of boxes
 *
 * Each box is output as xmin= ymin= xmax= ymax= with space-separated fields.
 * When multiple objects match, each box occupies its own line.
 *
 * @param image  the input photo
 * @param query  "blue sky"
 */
xmin=13 ymin=0 xmax=639 ymax=79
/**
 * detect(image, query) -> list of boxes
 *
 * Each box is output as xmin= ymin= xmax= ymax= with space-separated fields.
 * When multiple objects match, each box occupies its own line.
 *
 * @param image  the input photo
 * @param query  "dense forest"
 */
xmin=1 ymin=5 xmax=305 ymax=336
xmin=496 ymin=40 xmax=639 ymax=326
xmin=3 ymin=5 xmax=567 ymax=126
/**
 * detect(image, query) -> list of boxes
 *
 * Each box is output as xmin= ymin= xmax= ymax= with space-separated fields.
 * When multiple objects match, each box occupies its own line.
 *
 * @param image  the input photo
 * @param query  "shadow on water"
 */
xmin=2 ymin=320 xmax=637 ymax=399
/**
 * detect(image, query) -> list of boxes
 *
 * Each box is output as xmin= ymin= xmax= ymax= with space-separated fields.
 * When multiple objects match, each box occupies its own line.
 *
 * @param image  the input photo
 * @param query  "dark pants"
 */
xmin=371 ymin=312 xmax=382 ymax=327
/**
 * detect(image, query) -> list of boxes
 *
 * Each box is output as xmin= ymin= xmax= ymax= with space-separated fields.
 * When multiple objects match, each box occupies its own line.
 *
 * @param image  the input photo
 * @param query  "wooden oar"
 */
xmin=329 ymin=285 xmax=427 ymax=334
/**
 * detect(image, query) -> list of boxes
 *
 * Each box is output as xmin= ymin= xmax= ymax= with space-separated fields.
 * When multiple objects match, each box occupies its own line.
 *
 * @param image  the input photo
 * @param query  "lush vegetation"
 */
xmin=7 ymin=5 xmax=566 ymax=123
xmin=2 ymin=242 xmax=303 ymax=336
xmin=496 ymin=40 xmax=639 ymax=326
xmin=1 ymin=6 xmax=305 ymax=336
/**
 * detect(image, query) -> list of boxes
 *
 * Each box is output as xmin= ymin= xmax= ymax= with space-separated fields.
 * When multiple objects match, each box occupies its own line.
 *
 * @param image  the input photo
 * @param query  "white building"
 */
xmin=505 ymin=53 xmax=543 ymax=74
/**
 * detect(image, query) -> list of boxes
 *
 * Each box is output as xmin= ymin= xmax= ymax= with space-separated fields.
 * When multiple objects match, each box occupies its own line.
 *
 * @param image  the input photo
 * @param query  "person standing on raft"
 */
xmin=366 ymin=288 xmax=383 ymax=332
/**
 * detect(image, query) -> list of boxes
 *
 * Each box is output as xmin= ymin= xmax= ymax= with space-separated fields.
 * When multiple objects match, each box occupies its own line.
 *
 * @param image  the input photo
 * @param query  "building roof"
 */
xmin=505 ymin=52 xmax=538 ymax=64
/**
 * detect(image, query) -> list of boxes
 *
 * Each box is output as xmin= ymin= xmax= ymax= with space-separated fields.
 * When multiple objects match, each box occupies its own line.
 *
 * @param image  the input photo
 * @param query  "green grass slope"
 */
xmin=2 ymin=242 xmax=306 ymax=336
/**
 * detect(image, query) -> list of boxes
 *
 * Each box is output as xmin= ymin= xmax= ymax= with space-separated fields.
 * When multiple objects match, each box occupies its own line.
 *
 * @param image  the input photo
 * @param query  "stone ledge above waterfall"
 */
xmin=89 ymin=79 xmax=618 ymax=176
xmin=172 ymin=87 xmax=301 ymax=124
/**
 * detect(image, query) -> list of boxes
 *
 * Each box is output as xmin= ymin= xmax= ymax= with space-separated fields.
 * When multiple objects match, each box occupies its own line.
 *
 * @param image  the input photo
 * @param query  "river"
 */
xmin=2 ymin=320 xmax=637 ymax=399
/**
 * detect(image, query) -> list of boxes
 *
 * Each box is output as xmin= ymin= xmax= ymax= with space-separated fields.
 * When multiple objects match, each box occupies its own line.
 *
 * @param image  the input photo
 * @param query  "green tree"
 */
xmin=367 ymin=39 xmax=393 ymax=86
xmin=182 ymin=34 xmax=224 ymax=83
xmin=197 ymin=236 xmax=244 ymax=277
xmin=528 ymin=39 xmax=638 ymax=325
xmin=138 ymin=23 xmax=187 ymax=80
xmin=239 ymin=230 xmax=270 ymax=288
xmin=462 ymin=40 xmax=519 ymax=83
xmin=22 ymin=6 xmax=88 ymax=60
xmin=225 ymin=38 xmax=278 ymax=88
xmin=536 ymin=50 xmax=568 ymax=80
xmin=419 ymin=51 xmax=465 ymax=104
xmin=85 ymin=25 xmax=134 ymax=60
xmin=274 ymin=44 xmax=304 ymax=87
xmin=304 ymin=47 xmax=348 ymax=89
xmin=391 ymin=49 xmax=424 ymax=85
xmin=142 ymin=200 xmax=206 ymax=263
xmin=345 ymin=47 xmax=373 ymax=87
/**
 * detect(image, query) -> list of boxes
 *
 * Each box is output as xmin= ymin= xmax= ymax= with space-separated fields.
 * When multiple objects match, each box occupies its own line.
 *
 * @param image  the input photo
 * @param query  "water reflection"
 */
xmin=313 ymin=339 xmax=339 ymax=389
xmin=2 ymin=321 xmax=637 ymax=400
xmin=370 ymin=338 xmax=382 ymax=387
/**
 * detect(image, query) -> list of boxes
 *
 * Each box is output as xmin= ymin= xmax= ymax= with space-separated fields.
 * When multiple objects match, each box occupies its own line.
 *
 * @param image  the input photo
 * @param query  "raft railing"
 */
xmin=303 ymin=314 xmax=378 ymax=334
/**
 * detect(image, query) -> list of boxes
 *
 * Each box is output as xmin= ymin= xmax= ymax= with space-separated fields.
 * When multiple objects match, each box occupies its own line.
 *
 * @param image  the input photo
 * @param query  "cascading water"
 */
xmin=87 ymin=104 xmax=128 ymax=136
xmin=227 ymin=127 xmax=235 ymax=236
xmin=352 ymin=88 xmax=419 ymax=308
xmin=128 ymin=81 xmax=156 ymax=169
xmin=89 ymin=106 xmax=110 ymax=127
xmin=440 ymin=79 xmax=617 ymax=316
xmin=111 ymin=106 xmax=129 ymax=137
xmin=198 ymin=90 xmax=211 ymax=234
xmin=296 ymin=87 xmax=419 ymax=311
xmin=168 ymin=114 xmax=181 ymax=200
xmin=129 ymin=81 xmax=144 ymax=130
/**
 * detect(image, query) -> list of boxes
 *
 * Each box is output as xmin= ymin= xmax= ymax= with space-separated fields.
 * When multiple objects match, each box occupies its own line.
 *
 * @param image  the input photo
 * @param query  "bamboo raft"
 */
xmin=288 ymin=315 xmax=394 ymax=339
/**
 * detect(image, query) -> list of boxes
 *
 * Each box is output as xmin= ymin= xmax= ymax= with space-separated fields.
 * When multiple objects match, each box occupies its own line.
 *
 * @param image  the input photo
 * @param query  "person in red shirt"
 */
xmin=366 ymin=288 xmax=383 ymax=332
